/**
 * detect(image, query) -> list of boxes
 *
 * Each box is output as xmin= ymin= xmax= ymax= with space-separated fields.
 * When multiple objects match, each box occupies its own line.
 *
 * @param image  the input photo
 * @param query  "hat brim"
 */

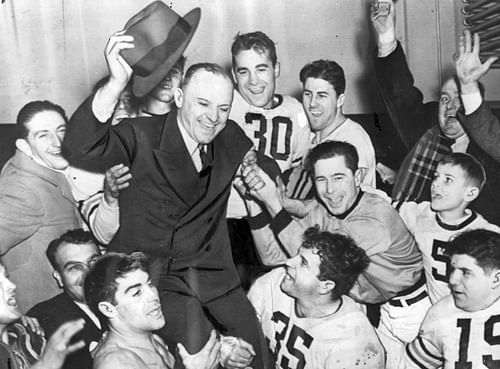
xmin=131 ymin=8 xmax=201 ymax=97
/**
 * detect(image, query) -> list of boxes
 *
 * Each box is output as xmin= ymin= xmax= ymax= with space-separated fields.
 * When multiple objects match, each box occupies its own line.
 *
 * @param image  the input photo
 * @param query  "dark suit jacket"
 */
xmin=373 ymin=42 xmax=500 ymax=225
xmin=63 ymin=97 xmax=253 ymax=301
xmin=28 ymin=292 xmax=102 ymax=369
xmin=462 ymin=101 xmax=500 ymax=163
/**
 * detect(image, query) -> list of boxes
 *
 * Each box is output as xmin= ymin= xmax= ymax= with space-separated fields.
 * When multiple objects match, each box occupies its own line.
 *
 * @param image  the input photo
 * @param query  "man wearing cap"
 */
xmin=63 ymin=3 xmax=272 ymax=368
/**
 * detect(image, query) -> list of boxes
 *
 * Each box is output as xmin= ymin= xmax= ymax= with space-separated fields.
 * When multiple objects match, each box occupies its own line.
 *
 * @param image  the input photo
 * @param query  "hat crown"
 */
xmin=122 ymin=2 xmax=190 ymax=70
xmin=119 ymin=2 xmax=201 ymax=97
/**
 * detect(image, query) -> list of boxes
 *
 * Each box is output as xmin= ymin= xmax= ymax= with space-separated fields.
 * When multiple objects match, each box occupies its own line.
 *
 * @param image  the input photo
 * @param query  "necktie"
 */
xmin=199 ymin=144 xmax=212 ymax=174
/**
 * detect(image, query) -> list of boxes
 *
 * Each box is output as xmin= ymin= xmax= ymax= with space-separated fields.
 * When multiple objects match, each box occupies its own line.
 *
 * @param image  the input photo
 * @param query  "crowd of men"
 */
xmin=0 ymin=0 xmax=499 ymax=368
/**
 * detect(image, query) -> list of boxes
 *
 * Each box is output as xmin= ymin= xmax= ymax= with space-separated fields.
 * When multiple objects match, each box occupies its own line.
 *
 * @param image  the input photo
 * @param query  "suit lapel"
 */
xmin=152 ymin=112 xmax=199 ymax=206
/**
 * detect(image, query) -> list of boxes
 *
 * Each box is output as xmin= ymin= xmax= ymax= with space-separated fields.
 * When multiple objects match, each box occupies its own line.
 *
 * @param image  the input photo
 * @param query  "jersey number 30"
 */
xmin=246 ymin=113 xmax=292 ymax=161
xmin=272 ymin=311 xmax=313 ymax=369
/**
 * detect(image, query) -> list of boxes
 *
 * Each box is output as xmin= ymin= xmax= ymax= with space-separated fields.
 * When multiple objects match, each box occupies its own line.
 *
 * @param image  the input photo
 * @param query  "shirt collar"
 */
xmin=176 ymin=119 xmax=199 ymax=157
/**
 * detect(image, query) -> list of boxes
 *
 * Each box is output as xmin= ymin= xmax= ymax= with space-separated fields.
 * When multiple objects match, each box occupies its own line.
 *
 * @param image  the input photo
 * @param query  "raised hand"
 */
xmin=104 ymin=30 xmax=135 ymax=91
xmin=178 ymin=330 xmax=221 ymax=369
xmin=33 ymin=319 xmax=85 ymax=369
xmin=370 ymin=0 xmax=396 ymax=45
xmin=103 ymin=163 xmax=132 ymax=206
xmin=456 ymin=29 xmax=498 ymax=94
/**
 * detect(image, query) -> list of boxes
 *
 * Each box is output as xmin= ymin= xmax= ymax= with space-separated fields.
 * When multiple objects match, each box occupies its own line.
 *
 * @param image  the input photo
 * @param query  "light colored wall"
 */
xmin=0 ymin=0 xmax=498 ymax=123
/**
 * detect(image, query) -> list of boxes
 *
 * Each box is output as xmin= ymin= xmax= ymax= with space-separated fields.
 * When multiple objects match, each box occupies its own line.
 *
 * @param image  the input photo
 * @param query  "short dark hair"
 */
xmin=305 ymin=140 xmax=359 ymax=175
xmin=447 ymin=229 xmax=500 ymax=273
xmin=181 ymin=62 xmax=232 ymax=90
xmin=231 ymin=31 xmax=277 ymax=67
xmin=299 ymin=59 xmax=346 ymax=96
xmin=16 ymin=100 xmax=68 ymax=139
xmin=438 ymin=152 xmax=486 ymax=191
xmin=46 ymin=229 xmax=98 ymax=271
xmin=84 ymin=252 xmax=149 ymax=322
xmin=301 ymin=226 xmax=369 ymax=300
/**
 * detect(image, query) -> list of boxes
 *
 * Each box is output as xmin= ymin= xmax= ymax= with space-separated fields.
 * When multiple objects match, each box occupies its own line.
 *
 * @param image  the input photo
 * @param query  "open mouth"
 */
xmin=7 ymin=296 xmax=17 ymax=307
xmin=248 ymin=87 xmax=265 ymax=95
xmin=431 ymin=192 xmax=442 ymax=200
xmin=147 ymin=305 xmax=163 ymax=318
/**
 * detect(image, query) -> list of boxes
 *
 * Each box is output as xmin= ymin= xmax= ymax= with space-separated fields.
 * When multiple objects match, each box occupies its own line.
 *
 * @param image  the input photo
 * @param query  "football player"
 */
xmin=248 ymin=226 xmax=385 ymax=369
xmin=405 ymin=229 xmax=500 ymax=368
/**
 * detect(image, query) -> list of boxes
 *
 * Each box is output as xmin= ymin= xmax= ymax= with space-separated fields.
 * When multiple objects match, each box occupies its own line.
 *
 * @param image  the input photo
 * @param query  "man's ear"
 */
xmin=53 ymin=271 xmax=63 ymax=289
xmin=274 ymin=61 xmax=281 ymax=79
xmin=318 ymin=279 xmax=335 ymax=296
xmin=174 ymin=88 xmax=184 ymax=109
xmin=464 ymin=186 xmax=480 ymax=202
xmin=16 ymin=139 xmax=32 ymax=155
xmin=354 ymin=168 xmax=362 ymax=187
xmin=98 ymin=301 xmax=117 ymax=319
xmin=336 ymin=93 xmax=345 ymax=109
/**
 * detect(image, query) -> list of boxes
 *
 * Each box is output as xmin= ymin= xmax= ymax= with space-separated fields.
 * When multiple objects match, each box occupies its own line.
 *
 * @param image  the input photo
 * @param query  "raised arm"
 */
xmin=456 ymin=29 xmax=500 ymax=162
xmin=371 ymin=0 xmax=436 ymax=148
xmin=63 ymin=32 xmax=136 ymax=171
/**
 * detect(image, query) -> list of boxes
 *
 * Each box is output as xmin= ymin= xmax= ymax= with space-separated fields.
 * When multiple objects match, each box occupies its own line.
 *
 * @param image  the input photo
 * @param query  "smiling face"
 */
xmin=24 ymin=110 xmax=69 ymax=170
xmin=449 ymin=254 xmax=499 ymax=312
xmin=110 ymin=269 xmax=165 ymax=333
xmin=302 ymin=77 xmax=344 ymax=134
xmin=233 ymin=48 xmax=279 ymax=109
xmin=430 ymin=163 xmax=477 ymax=218
xmin=53 ymin=242 xmax=100 ymax=303
xmin=175 ymin=70 xmax=233 ymax=144
xmin=0 ymin=264 xmax=21 ymax=326
xmin=281 ymin=247 xmax=324 ymax=300
xmin=438 ymin=78 xmax=466 ymax=140
xmin=313 ymin=156 xmax=361 ymax=216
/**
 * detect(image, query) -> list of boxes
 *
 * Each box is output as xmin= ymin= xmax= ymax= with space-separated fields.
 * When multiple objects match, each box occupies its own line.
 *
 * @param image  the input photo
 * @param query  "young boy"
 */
xmin=395 ymin=152 xmax=500 ymax=304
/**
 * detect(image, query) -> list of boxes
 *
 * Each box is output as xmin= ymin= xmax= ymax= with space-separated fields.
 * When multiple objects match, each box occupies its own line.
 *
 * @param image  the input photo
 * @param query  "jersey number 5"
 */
xmin=455 ymin=315 xmax=500 ymax=369
xmin=431 ymin=240 xmax=450 ymax=282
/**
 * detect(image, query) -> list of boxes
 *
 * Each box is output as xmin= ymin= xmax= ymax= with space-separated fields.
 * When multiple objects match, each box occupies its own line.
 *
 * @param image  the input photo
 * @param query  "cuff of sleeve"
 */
xmin=102 ymin=195 xmax=119 ymax=210
xmin=378 ymin=39 xmax=398 ymax=58
xmin=462 ymin=91 xmax=482 ymax=115
xmin=248 ymin=211 xmax=271 ymax=230
xmin=270 ymin=209 xmax=293 ymax=235
xmin=92 ymin=89 xmax=117 ymax=123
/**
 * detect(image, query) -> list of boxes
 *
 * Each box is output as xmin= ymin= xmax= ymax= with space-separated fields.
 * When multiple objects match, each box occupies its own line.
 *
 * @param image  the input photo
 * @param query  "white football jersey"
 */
xmin=397 ymin=201 xmax=500 ymax=303
xmin=227 ymin=91 xmax=311 ymax=218
xmin=248 ymin=268 xmax=385 ymax=369
xmin=405 ymin=295 xmax=500 ymax=369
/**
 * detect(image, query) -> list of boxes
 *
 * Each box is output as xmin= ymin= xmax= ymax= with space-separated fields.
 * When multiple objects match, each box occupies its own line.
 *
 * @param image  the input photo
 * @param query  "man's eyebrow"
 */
xmin=124 ymin=283 xmax=142 ymax=295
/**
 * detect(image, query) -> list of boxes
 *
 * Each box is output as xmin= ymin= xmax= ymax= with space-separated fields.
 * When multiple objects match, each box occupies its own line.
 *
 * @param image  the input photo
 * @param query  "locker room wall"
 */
xmin=0 ymin=0 xmax=497 ymax=124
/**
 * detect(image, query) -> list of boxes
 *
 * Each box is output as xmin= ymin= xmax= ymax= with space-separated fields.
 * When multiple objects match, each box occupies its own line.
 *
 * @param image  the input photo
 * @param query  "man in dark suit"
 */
xmin=63 ymin=4 xmax=272 ymax=368
xmin=28 ymin=229 xmax=102 ymax=369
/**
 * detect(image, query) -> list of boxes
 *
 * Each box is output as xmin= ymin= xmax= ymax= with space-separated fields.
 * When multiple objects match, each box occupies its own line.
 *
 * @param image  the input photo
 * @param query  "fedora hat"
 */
xmin=121 ymin=1 xmax=201 ymax=97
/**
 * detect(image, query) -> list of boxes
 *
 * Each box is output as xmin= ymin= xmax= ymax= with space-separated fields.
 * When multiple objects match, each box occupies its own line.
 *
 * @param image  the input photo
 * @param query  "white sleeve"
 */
xmin=80 ymin=193 xmax=119 ymax=245
xmin=462 ymin=91 xmax=482 ymax=115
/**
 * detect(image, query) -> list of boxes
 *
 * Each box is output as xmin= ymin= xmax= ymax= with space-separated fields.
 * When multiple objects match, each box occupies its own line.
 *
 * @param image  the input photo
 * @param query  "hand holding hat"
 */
xmin=104 ymin=30 xmax=135 ymax=95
